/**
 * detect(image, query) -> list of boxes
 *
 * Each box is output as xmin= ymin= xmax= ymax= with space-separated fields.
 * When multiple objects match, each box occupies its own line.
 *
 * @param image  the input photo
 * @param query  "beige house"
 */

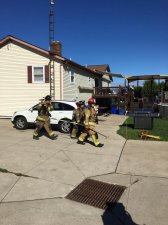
xmin=0 ymin=35 xmax=112 ymax=117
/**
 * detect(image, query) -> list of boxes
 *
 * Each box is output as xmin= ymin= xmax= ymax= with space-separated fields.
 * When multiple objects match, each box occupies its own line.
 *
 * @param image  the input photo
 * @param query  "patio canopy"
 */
xmin=124 ymin=75 xmax=168 ymax=83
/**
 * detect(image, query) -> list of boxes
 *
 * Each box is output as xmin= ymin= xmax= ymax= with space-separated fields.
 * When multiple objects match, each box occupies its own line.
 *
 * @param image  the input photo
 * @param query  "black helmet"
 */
xmin=76 ymin=101 xmax=80 ymax=106
xmin=78 ymin=100 xmax=85 ymax=105
xmin=45 ymin=95 xmax=51 ymax=101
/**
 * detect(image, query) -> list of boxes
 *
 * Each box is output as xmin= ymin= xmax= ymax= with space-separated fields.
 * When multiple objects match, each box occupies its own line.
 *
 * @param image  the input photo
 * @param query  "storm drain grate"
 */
xmin=66 ymin=178 xmax=126 ymax=209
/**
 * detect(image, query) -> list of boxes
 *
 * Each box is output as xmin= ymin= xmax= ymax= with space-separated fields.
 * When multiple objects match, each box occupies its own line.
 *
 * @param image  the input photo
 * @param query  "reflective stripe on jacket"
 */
xmin=37 ymin=116 xmax=49 ymax=122
xmin=84 ymin=107 xmax=96 ymax=126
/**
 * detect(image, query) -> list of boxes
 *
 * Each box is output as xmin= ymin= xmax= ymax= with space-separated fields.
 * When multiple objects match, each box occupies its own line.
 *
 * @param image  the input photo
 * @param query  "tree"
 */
xmin=133 ymin=86 xmax=143 ymax=98
xmin=142 ymin=80 xmax=158 ymax=96
xmin=164 ymin=79 xmax=168 ymax=91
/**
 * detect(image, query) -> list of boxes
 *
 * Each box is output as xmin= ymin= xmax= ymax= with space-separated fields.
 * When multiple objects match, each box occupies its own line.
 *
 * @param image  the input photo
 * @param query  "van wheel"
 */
xmin=59 ymin=120 xmax=71 ymax=133
xmin=14 ymin=117 xmax=28 ymax=130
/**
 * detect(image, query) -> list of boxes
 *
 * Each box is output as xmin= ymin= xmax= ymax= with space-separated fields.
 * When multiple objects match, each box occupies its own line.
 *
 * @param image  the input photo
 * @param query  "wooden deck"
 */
xmin=93 ymin=87 xmax=128 ymax=98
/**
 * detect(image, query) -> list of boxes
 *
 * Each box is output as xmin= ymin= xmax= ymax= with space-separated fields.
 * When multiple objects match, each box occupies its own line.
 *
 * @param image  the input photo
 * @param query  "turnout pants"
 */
xmin=33 ymin=120 xmax=55 ymax=137
xmin=78 ymin=125 xmax=100 ymax=146
xmin=71 ymin=123 xmax=85 ymax=138
xmin=71 ymin=123 xmax=78 ymax=138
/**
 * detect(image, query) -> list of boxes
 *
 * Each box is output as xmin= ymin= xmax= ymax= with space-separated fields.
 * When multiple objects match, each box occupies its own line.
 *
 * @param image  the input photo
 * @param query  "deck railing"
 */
xmin=93 ymin=86 xmax=129 ymax=97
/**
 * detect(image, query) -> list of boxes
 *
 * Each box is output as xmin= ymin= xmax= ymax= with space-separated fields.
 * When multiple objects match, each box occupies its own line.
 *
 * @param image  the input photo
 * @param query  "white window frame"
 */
xmin=32 ymin=66 xmax=45 ymax=83
xmin=69 ymin=69 xmax=75 ymax=84
xmin=88 ymin=76 xmax=92 ymax=86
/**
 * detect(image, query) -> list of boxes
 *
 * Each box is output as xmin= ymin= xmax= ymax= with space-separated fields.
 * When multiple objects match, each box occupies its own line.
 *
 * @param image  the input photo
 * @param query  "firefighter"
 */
xmin=77 ymin=98 xmax=104 ymax=147
xmin=33 ymin=95 xmax=58 ymax=140
xmin=70 ymin=100 xmax=85 ymax=139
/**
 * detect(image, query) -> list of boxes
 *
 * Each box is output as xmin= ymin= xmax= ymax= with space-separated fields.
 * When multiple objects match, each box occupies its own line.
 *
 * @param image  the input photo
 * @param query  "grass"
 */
xmin=117 ymin=117 xmax=168 ymax=141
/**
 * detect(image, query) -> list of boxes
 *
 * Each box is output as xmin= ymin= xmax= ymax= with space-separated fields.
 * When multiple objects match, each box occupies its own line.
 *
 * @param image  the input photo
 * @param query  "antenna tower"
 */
xmin=49 ymin=0 xmax=55 ymax=100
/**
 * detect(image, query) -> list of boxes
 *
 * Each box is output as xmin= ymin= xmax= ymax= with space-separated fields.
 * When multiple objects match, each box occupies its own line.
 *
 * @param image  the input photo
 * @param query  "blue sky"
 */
xmin=0 ymin=0 xmax=168 ymax=85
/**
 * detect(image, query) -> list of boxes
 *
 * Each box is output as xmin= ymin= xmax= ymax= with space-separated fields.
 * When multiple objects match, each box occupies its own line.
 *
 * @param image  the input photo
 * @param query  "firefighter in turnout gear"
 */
xmin=77 ymin=98 xmax=104 ymax=147
xmin=33 ymin=95 xmax=58 ymax=140
xmin=71 ymin=100 xmax=85 ymax=139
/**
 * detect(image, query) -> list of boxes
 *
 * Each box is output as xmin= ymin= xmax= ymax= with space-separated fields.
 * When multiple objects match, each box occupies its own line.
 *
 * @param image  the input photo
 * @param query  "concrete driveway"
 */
xmin=0 ymin=115 xmax=168 ymax=225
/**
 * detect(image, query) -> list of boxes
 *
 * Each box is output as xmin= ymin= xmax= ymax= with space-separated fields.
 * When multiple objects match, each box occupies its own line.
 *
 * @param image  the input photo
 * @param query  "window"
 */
xmin=52 ymin=102 xmax=74 ymax=111
xmin=33 ymin=66 xmax=44 ymax=83
xmin=27 ymin=65 xmax=49 ymax=83
xmin=88 ymin=76 xmax=91 ymax=86
xmin=62 ymin=103 xmax=74 ymax=110
xmin=69 ymin=70 xmax=75 ymax=84
xmin=52 ymin=102 xmax=63 ymax=110
xmin=32 ymin=104 xmax=39 ymax=111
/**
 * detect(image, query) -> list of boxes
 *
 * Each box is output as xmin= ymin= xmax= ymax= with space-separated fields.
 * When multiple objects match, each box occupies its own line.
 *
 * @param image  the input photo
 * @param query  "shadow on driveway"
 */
xmin=102 ymin=202 xmax=139 ymax=225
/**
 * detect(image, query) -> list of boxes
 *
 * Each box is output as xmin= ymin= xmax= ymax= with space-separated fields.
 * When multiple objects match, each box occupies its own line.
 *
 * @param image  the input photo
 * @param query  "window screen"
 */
xmin=33 ymin=67 xmax=44 ymax=83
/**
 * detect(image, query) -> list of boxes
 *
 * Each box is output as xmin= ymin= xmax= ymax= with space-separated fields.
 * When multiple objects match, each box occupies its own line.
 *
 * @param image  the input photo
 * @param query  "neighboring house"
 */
xmin=0 ymin=35 xmax=111 ymax=117
xmin=87 ymin=64 xmax=112 ymax=88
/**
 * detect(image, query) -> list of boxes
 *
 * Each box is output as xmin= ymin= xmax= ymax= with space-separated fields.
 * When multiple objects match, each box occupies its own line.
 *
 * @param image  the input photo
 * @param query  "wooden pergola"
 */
xmin=124 ymin=74 xmax=168 ymax=85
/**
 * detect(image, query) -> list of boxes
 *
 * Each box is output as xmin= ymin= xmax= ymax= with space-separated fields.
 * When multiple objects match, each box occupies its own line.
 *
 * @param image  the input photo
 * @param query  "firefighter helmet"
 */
xmin=88 ymin=98 xmax=95 ymax=104
xmin=45 ymin=95 xmax=51 ymax=101
xmin=76 ymin=100 xmax=85 ymax=106
xmin=76 ymin=101 xmax=80 ymax=106
xmin=78 ymin=100 xmax=85 ymax=105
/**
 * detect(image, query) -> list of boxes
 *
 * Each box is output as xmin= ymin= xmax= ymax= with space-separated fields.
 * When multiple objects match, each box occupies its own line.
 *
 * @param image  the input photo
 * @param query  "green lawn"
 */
xmin=117 ymin=117 xmax=168 ymax=141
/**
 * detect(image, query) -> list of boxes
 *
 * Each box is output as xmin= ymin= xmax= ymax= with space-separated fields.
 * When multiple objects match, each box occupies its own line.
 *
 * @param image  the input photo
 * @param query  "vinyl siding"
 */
xmin=0 ymin=42 xmax=60 ymax=116
xmin=54 ymin=61 xmax=61 ymax=100
xmin=62 ymin=65 xmax=101 ymax=102
xmin=102 ymin=76 xmax=112 ymax=87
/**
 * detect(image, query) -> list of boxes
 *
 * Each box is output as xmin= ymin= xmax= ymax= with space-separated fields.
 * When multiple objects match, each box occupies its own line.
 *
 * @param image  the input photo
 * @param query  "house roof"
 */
xmin=87 ymin=64 xmax=125 ymax=80
xmin=87 ymin=64 xmax=113 ymax=81
xmin=87 ymin=64 xmax=111 ymax=72
xmin=0 ymin=35 xmax=102 ymax=77
xmin=87 ymin=65 xmax=125 ymax=80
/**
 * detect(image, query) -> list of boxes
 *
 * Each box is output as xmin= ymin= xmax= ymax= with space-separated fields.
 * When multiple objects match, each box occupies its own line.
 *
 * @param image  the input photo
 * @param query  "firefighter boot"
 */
xmin=33 ymin=135 xmax=39 ymax=140
xmin=96 ymin=143 xmax=104 ymax=148
xmin=71 ymin=136 xmax=77 ymax=139
xmin=77 ymin=137 xmax=85 ymax=145
xmin=91 ymin=135 xmax=104 ymax=148
xmin=77 ymin=140 xmax=85 ymax=145
xmin=49 ymin=134 xmax=58 ymax=140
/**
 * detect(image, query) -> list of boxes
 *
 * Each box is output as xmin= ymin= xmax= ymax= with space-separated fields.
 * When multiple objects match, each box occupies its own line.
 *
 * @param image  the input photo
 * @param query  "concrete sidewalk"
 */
xmin=0 ymin=116 xmax=167 ymax=225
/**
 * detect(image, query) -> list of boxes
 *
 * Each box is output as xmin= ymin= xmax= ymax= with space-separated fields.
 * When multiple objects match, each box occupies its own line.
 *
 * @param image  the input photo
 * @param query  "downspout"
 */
xmin=60 ymin=64 xmax=63 ymax=100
